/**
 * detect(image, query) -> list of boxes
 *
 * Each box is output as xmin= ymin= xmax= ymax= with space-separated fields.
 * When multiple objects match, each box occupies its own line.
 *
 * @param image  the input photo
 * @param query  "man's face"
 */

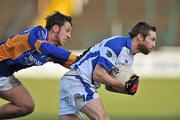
xmin=55 ymin=21 xmax=72 ymax=46
xmin=138 ymin=30 xmax=156 ymax=55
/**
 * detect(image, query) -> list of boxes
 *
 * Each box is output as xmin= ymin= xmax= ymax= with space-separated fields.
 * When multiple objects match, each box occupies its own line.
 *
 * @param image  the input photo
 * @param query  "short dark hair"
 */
xmin=45 ymin=11 xmax=72 ymax=31
xmin=129 ymin=22 xmax=156 ymax=38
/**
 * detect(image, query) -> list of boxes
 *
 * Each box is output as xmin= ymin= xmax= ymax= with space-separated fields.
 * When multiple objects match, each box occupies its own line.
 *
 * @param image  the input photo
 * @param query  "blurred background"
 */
xmin=0 ymin=0 xmax=179 ymax=120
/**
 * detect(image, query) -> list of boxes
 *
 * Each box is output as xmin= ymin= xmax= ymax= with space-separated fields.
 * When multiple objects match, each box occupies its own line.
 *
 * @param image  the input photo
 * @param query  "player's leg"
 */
xmin=60 ymin=96 xmax=82 ymax=120
xmin=60 ymin=75 xmax=84 ymax=120
xmin=81 ymin=98 xmax=110 ymax=120
xmin=60 ymin=75 xmax=109 ymax=120
xmin=60 ymin=94 xmax=109 ymax=120
xmin=0 ymin=76 xmax=35 ymax=119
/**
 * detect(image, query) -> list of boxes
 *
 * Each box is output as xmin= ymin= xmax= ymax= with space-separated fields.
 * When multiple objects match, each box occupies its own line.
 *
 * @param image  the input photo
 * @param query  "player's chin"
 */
xmin=142 ymin=50 xmax=150 ymax=55
xmin=62 ymin=39 xmax=68 ymax=45
xmin=60 ymin=42 xmax=64 ymax=46
xmin=60 ymin=41 xmax=65 ymax=46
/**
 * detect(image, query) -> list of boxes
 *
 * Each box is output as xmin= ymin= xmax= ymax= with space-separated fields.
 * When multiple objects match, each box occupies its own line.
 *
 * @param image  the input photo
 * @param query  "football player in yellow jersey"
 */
xmin=0 ymin=11 xmax=77 ymax=119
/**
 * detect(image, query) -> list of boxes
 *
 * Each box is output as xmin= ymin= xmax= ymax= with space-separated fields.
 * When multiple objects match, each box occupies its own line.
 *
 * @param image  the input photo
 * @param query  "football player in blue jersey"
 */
xmin=60 ymin=22 xmax=156 ymax=120
xmin=0 ymin=11 xmax=78 ymax=119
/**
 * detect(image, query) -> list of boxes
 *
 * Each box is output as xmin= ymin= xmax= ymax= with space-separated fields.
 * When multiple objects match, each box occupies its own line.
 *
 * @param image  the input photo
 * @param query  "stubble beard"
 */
xmin=137 ymin=44 xmax=150 ymax=55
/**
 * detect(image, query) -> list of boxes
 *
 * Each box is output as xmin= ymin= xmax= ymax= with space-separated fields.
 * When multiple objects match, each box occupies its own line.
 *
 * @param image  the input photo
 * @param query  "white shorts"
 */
xmin=0 ymin=75 xmax=21 ymax=91
xmin=60 ymin=75 xmax=99 ymax=119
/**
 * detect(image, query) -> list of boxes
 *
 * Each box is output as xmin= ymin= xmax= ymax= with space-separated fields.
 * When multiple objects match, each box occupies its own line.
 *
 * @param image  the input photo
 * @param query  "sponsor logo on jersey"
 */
xmin=24 ymin=50 xmax=48 ymax=66
xmin=38 ymin=29 xmax=47 ymax=39
xmin=106 ymin=50 xmax=112 ymax=57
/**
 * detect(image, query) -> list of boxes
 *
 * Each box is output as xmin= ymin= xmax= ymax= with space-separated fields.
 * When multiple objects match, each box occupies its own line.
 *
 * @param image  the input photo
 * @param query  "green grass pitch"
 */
xmin=0 ymin=77 xmax=179 ymax=120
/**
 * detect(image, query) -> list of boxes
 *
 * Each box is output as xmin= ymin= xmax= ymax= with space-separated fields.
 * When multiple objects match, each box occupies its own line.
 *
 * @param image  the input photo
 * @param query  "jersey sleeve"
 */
xmin=27 ymin=26 xmax=48 ymax=49
xmin=96 ymin=46 xmax=117 ymax=72
xmin=27 ymin=26 xmax=77 ymax=68
xmin=39 ymin=43 xmax=77 ymax=68
xmin=96 ymin=37 xmax=124 ymax=72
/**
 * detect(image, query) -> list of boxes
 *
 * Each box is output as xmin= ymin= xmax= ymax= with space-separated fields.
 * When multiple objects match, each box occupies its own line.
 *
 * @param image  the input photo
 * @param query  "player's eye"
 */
xmin=151 ymin=37 xmax=156 ymax=41
xmin=66 ymin=28 xmax=70 ymax=32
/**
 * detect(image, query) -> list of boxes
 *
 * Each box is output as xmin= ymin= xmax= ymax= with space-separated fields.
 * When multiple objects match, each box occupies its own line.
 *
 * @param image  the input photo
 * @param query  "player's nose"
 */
xmin=67 ymin=33 xmax=71 ymax=39
xmin=152 ymin=42 xmax=156 ymax=49
xmin=153 ymin=44 xmax=156 ymax=49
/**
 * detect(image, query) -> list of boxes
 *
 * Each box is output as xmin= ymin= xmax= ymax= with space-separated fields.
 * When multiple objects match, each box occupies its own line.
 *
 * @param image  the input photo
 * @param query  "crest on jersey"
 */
xmin=106 ymin=50 xmax=112 ymax=57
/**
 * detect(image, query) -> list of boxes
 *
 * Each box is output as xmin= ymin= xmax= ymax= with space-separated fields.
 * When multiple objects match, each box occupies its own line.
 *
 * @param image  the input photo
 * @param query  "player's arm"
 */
xmin=96 ymin=37 xmax=139 ymax=95
xmin=93 ymin=64 xmax=125 ymax=88
xmin=93 ymin=50 xmax=139 ymax=95
xmin=36 ymin=41 xmax=78 ymax=68
xmin=93 ymin=64 xmax=139 ymax=95
xmin=27 ymin=26 xmax=78 ymax=68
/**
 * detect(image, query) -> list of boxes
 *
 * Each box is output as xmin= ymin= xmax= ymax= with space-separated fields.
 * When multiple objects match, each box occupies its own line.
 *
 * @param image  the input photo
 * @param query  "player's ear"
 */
xmin=137 ymin=33 xmax=144 ymax=41
xmin=52 ymin=24 xmax=60 ymax=33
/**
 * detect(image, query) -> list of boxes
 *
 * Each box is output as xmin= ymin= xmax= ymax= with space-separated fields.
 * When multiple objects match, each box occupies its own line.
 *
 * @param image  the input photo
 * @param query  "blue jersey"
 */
xmin=71 ymin=36 xmax=134 ymax=88
xmin=0 ymin=26 xmax=77 ymax=76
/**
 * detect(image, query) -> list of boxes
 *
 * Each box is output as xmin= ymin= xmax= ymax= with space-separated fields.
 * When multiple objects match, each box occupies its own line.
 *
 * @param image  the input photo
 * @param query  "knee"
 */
xmin=23 ymin=102 xmax=35 ymax=115
xmin=19 ymin=101 xmax=35 ymax=115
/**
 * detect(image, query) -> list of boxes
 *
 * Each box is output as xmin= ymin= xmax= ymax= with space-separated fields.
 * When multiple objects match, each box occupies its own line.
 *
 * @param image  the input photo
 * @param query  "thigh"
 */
xmin=81 ymin=98 xmax=108 ymax=120
xmin=0 ymin=84 xmax=34 ymax=106
xmin=60 ymin=97 xmax=83 ymax=120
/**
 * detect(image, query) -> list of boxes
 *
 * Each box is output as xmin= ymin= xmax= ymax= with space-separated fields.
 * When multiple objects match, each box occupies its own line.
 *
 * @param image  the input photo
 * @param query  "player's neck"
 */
xmin=47 ymin=31 xmax=56 ymax=45
xmin=131 ymin=38 xmax=139 ymax=54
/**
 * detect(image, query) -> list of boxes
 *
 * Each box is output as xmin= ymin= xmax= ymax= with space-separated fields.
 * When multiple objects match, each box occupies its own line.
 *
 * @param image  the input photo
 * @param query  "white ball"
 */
xmin=110 ymin=65 xmax=134 ymax=82
xmin=106 ymin=65 xmax=134 ymax=94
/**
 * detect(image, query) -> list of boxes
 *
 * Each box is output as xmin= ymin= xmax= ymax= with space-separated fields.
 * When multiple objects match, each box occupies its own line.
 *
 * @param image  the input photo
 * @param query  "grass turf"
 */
xmin=0 ymin=77 xmax=179 ymax=120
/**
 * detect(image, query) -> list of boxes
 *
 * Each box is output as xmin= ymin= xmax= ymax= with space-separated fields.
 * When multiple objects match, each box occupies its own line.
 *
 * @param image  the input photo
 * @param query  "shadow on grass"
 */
xmin=109 ymin=115 xmax=180 ymax=120
xmin=15 ymin=114 xmax=58 ymax=120
xmin=15 ymin=114 xmax=180 ymax=120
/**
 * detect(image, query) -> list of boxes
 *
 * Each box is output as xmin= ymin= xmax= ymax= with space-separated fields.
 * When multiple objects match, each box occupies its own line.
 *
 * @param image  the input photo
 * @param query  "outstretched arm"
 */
xmin=38 ymin=41 xmax=78 ymax=68
xmin=29 ymin=39 xmax=78 ymax=68
xmin=27 ymin=26 xmax=78 ymax=68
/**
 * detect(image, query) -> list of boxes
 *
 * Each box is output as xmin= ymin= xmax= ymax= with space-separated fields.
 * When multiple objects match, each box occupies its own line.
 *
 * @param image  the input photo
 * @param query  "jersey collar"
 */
xmin=44 ymin=28 xmax=48 ymax=40
xmin=126 ymin=36 xmax=134 ymax=55
xmin=126 ymin=36 xmax=131 ymax=50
